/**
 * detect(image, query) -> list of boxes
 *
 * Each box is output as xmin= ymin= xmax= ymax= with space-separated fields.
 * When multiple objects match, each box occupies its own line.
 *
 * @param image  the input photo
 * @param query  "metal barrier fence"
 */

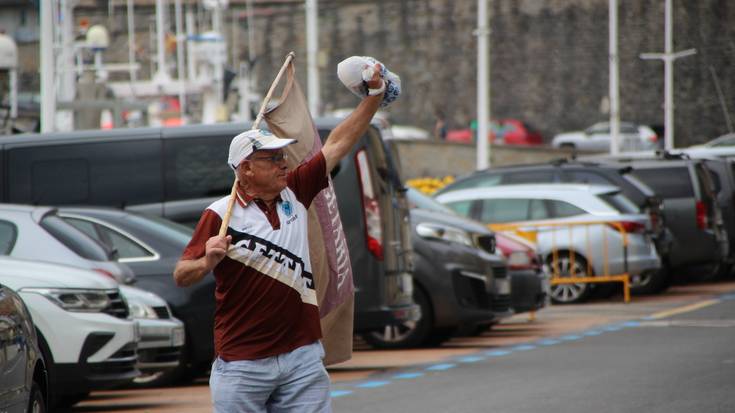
xmin=491 ymin=220 xmax=632 ymax=303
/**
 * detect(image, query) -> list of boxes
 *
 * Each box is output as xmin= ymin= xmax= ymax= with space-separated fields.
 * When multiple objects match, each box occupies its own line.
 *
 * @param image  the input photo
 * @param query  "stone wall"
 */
xmin=388 ymin=140 xmax=571 ymax=180
xmin=9 ymin=0 xmax=735 ymax=146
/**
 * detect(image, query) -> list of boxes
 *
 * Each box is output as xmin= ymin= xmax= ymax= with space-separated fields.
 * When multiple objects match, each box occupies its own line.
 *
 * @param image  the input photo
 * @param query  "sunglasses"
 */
xmin=248 ymin=152 xmax=288 ymax=163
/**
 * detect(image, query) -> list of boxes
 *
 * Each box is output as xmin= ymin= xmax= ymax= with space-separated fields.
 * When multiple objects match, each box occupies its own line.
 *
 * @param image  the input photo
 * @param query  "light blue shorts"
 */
xmin=210 ymin=341 xmax=332 ymax=413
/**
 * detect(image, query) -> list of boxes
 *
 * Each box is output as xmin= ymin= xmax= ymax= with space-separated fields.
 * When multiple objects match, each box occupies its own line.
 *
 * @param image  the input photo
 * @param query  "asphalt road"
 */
xmin=69 ymin=281 xmax=735 ymax=412
xmin=332 ymin=296 xmax=735 ymax=413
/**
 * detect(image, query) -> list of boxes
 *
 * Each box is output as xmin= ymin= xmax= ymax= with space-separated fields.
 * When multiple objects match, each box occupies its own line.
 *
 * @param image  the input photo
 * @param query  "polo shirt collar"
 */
xmin=235 ymin=187 xmax=282 ymax=207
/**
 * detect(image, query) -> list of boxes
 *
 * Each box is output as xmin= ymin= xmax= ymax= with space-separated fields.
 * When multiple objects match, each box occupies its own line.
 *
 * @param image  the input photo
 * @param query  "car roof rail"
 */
xmin=655 ymin=149 xmax=690 ymax=160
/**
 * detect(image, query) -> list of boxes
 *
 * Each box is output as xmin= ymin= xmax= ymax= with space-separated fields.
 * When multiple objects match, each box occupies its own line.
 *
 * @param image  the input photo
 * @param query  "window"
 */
xmin=599 ymin=192 xmax=640 ymax=214
xmin=633 ymin=167 xmax=694 ymax=198
xmin=63 ymin=217 xmax=154 ymax=260
xmin=548 ymin=200 xmax=586 ymax=218
xmin=164 ymin=137 xmax=232 ymax=200
xmin=444 ymin=200 xmax=473 ymax=218
xmin=0 ymin=221 xmax=17 ymax=254
xmin=40 ymin=214 xmax=111 ymax=261
xmin=97 ymin=226 xmax=152 ymax=259
xmin=480 ymin=199 xmax=530 ymax=223
xmin=439 ymin=174 xmax=502 ymax=193
xmin=563 ymin=171 xmax=612 ymax=186
xmin=586 ymin=123 xmax=609 ymax=134
xmin=8 ymin=140 xmax=163 ymax=207
xmin=31 ymin=159 xmax=90 ymax=204
xmin=63 ymin=217 xmax=99 ymax=239
xmin=529 ymin=199 xmax=549 ymax=220
xmin=501 ymin=171 xmax=554 ymax=185
xmin=407 ymin=188 xmax=456 ymax=215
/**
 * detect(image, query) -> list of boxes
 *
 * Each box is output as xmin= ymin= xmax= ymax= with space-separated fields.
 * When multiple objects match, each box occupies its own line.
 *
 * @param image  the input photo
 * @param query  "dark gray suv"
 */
xmin=606 ymin=153 xmax=729 ymax=280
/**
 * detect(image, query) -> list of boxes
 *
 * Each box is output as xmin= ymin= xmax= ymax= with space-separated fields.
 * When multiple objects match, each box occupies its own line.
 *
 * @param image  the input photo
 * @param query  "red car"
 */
xmin=446 ymin=119 xmax=544 ymax=146
xmin=494 ymin=232 xmax=549 ymax=314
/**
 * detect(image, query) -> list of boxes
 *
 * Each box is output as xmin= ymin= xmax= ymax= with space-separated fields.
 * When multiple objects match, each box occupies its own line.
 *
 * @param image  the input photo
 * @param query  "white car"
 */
xmin=435 ymin=184 xmax=662 ymax=303
xmin=119 ymin=285 xmax=185 ymax=385
xmin=0 ymin=204 xmax=135 ymax=284
xmin=552 ymin=122 xmax=659 ymax=152
xmin=0 ymin=257 xmax=138 ymax=408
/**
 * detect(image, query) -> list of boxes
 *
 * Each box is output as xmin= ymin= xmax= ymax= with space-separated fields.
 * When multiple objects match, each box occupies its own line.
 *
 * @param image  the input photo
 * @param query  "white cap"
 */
xmin=228 ymin=129 xmax=296 ymax=169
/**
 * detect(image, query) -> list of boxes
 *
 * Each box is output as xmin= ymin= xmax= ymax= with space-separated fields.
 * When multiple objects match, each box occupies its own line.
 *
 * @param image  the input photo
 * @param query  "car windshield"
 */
xmin=407 ymin=188 xmax=456 ymax=214
xmin=128 ymin=213 xmax=194 ymax=245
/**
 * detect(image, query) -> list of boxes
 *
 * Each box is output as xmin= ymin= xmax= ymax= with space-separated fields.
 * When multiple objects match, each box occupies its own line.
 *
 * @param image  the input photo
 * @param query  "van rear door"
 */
xmin=317 ymin=121 xmax=418 ymax=332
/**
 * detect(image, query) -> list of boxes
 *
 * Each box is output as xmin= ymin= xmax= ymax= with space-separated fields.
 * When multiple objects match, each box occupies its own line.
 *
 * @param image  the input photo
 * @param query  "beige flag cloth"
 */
xmin=264 ymin=61 xmax=355 ymax=365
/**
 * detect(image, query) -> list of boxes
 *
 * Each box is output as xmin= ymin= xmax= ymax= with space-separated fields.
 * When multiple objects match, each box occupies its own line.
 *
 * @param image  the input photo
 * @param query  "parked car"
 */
xmin=493 ymin=119 xmax=544 ymax=146
xmin=551 ymin=122 xmax=658 ymax=152
xmin=445 ymin=119 xmax=543 ymax=146
xmin=688 ymin=157 xmax=735 ymax=278
xmin=0 ymin=257 xmax=137 ymax=408
xmin=494 ymin=232 xmax=549 ymax=314
xmin=0 ymin=204 xmax=135 ymax=284
xmin=118 ymin=285 xmax=185 ymax=386
xmin=58 ymin=207 xmax=211 ymax=384
xmin=435 ymin=184 xmax=662 ymax=303
xmin=0 ymin=205 xmax=185 ymax=389
xmin=0 ymin=280 xmax=47 ymax=413
xmin=0 ymin=119 xmax=419 ymax=337
xmin=362 ymin=188 xmax=512 ymax=348
xmin=601 ymin=153 xmax=730 ymax=280
xmin=690 ymin=133 xmax=735 ymax=148
xmin=434 ymin=159 xmax=671 ymax=293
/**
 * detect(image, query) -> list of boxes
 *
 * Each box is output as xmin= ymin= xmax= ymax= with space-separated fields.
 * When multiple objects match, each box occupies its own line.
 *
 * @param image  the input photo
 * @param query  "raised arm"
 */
xmin=321 ymin=65 xmax=385 ymax=174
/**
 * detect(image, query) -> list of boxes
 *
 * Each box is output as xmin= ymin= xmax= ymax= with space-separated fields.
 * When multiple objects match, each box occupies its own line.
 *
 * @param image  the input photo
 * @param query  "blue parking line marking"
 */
xmin=331 ymin=390 xmax=353 ymax=398
xmin=721 ymin=293 xmax=735 ymax=301
xmin=560 ymin=334 xmax=582 ymax=341
xmin=537 ymin=339 xmax=561 ymax=346
xmin=622 ymin=321 xmax=641 ymax=327
xmin=582 ymin=330 xmax=602 ymax=336
xmin=356 ymin=381 xmax=391 ymax=389
xmin=458 ymin=356 xmax=485 ymax=363
xmin=426 ymin=363 xmax=456 ymax=371
xmin=602 ymin=325 xmax=622 ymax=332
xmin=512 ymin=344 xmax=536 ymax=351
xmin=393 ymin=372 xmax=424 ymax=379
xmin=485 ymin=350 xmax=511 ymax=357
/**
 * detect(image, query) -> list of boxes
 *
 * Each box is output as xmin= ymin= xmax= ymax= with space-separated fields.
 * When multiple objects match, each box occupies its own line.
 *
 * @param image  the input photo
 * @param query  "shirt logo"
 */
xmin=282 ymin=201 xmax=293 ymax=217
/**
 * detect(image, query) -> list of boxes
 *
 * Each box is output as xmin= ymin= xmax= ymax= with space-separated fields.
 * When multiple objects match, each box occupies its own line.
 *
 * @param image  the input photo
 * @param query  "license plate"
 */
xmin=495 ymin=278 xmax=511 ymax=295
xmin=172 ymin=327 xmax=185 ymax=347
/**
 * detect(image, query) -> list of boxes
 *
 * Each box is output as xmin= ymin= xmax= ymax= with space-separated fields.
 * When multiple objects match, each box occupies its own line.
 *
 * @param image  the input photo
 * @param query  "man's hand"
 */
xmin=205 ymin=235 xmax=232 ymax=270
xmin=364 ymin=63 xmax=385 ymax=93
xmin=322 ymin=61 xmax=386 ymax=173
xmin=174 ymin=234 xmax=231 ymax=287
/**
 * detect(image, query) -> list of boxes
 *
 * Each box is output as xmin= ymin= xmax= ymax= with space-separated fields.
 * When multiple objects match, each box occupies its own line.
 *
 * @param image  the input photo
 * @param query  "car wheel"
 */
xmin=547 ymin=253 xmax=592 ymax=304
xmin=559 ymin=143 xmax=576 ymax=152
xmin=630 ymin=269 xmax=670 ymax=295
xmin=361 ymin=287 xmax=437 ymax=349
xmin=27 ymin=380 xmax=46 ymax=413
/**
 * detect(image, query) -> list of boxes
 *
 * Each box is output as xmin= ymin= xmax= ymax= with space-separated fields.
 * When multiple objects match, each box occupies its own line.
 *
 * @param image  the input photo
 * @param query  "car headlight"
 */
xmin=21 ymin=288 xmax=111 ymax=312
xmin=127 ymin=297 xmax=159 ymax=319
xmin=416 ymin=223 xmax=474 ymax=248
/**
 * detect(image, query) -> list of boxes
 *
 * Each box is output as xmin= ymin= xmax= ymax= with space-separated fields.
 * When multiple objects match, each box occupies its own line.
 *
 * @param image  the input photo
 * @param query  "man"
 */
xmin=173 ymin=65 xmax=386 ymax=412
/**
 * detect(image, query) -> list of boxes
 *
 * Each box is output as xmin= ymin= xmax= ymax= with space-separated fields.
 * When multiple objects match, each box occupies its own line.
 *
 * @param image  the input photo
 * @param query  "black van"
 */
xmin=0 ymin=120 xmax=419 ymax=363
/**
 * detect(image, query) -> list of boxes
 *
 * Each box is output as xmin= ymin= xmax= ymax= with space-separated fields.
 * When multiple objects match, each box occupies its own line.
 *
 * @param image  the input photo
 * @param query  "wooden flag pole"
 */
xmin=218 ymin=51 xmax=296 ymax=237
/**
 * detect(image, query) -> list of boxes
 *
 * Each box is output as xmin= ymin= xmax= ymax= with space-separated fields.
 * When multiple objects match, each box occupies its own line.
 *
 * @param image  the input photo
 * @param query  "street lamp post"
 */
xmin=640 ymin=0 xmax=696 ymax=150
